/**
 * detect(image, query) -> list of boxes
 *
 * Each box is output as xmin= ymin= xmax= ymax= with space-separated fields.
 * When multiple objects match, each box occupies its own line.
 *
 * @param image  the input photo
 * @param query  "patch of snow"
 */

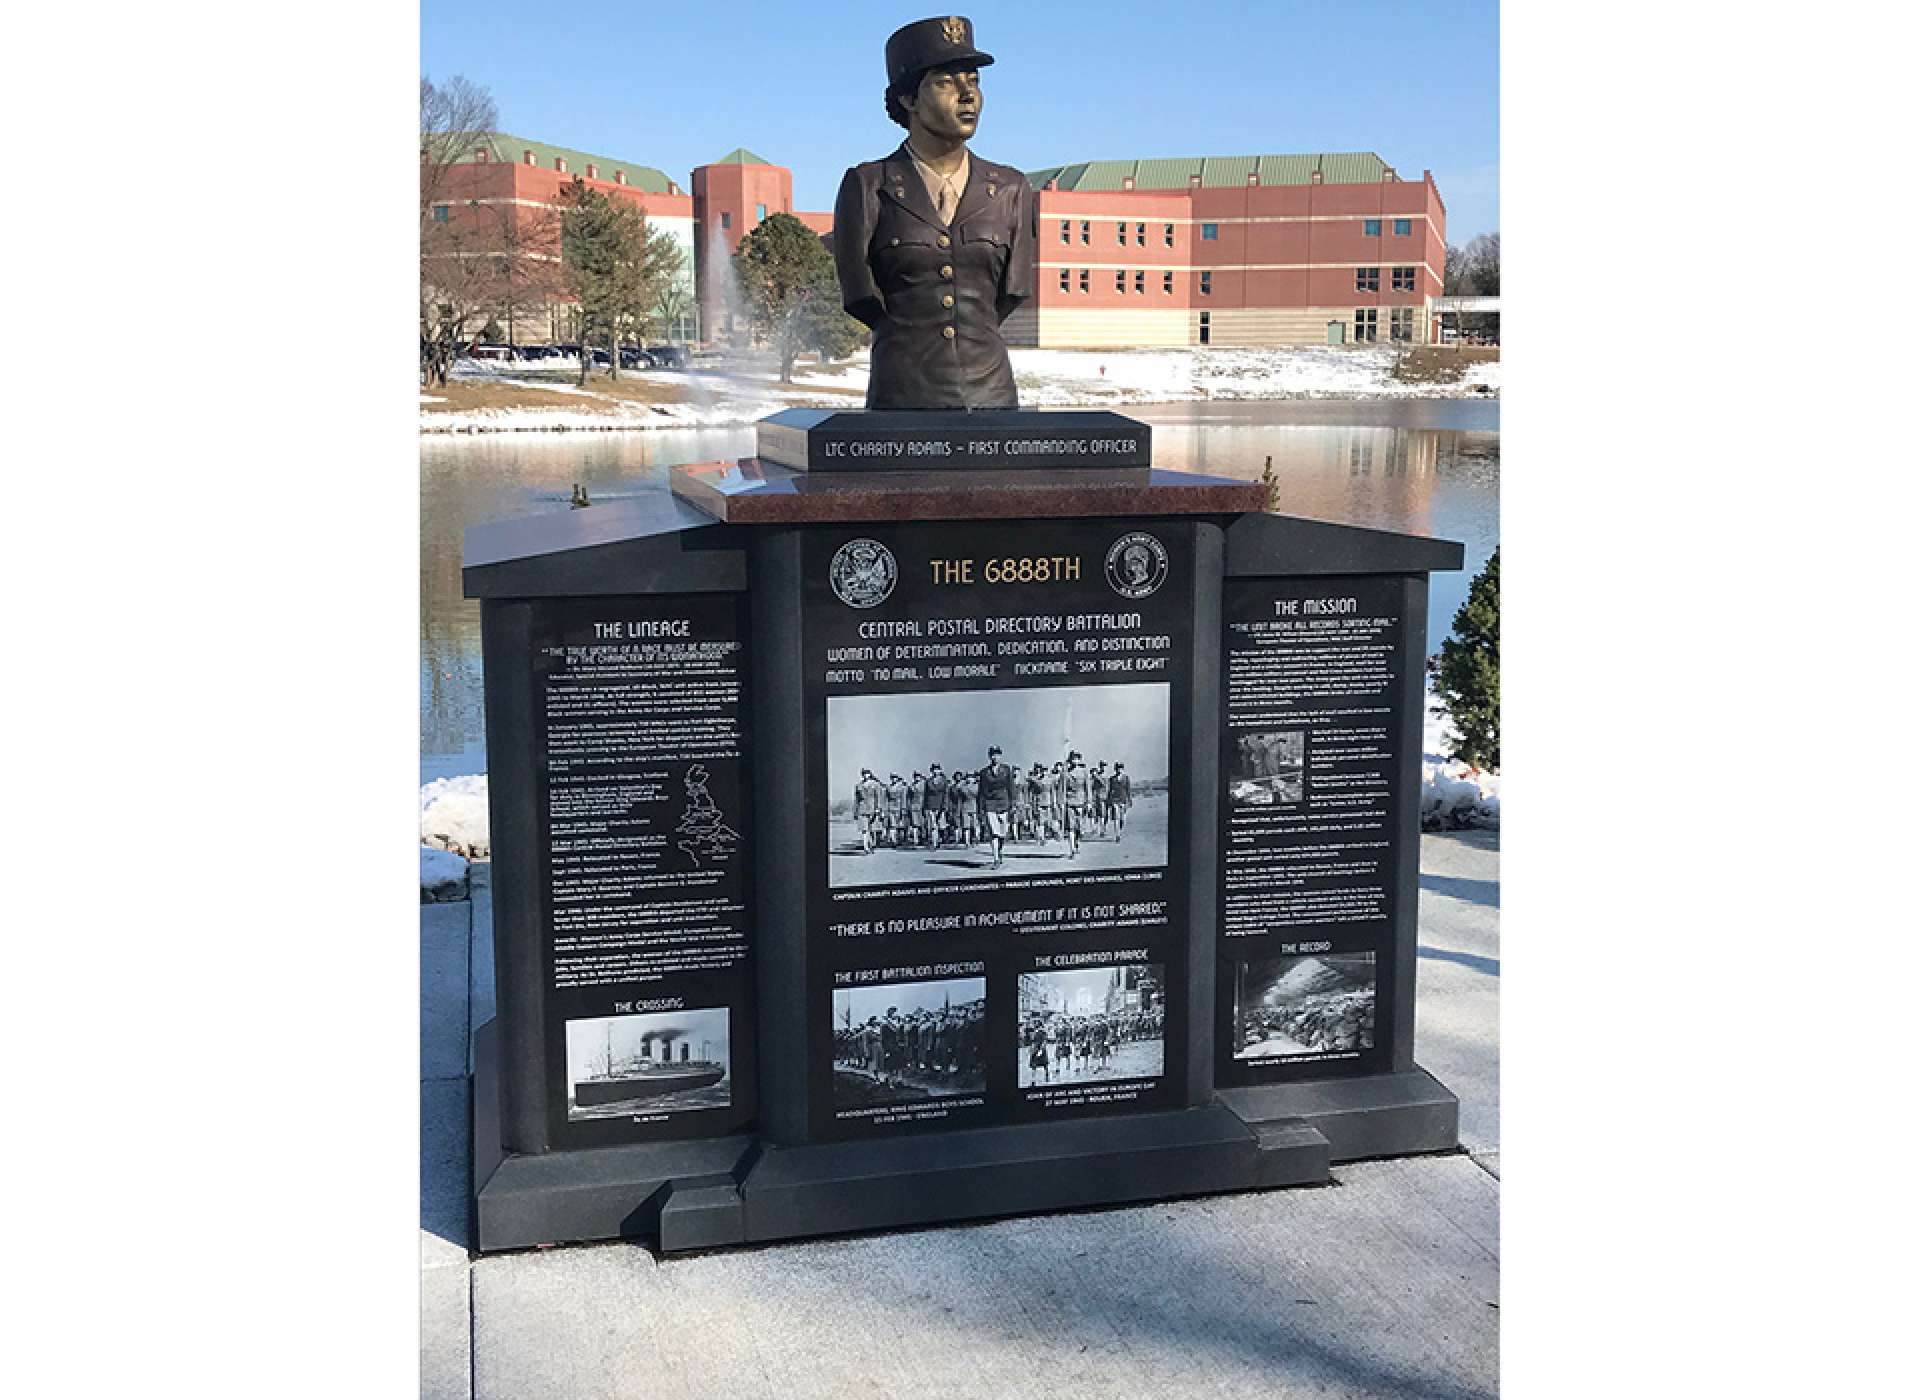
xmin=1422 ymin=688 xmax=1500 ymax=829
xmin=421 ymin=844 xmax=470 ymax=901
xmin=421 ymin=774 xmax=490 ymax=858
xmin=423 ymin=345 xmax=1497 ymax=434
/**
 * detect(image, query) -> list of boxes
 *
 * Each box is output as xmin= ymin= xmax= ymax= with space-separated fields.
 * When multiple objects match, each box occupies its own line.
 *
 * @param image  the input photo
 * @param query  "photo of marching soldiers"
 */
xmin=831 ymin=975 xmax=988 ymax=1109
xmin=563 ymin=1007 xmax=731 ymax=1121
xmin=1230 ymin=729 xmax=1305 ymax=807
xmin=826 ymin=683 xmax=1170 ymax=888
xmin=1232 ymin=953 xmax=1377 ymax=1061
xmin=1017 ymin=964 xmax=1166 ymax=1088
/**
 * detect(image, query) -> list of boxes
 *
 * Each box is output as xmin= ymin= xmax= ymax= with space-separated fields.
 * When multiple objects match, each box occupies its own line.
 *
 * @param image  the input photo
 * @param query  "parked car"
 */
xmin=618 ymin=346 xmax=654 ymax=369
xmin=469 ymin=343 xmax=516 ymax=362
xmin=648 ymin=345 xmax=690 ymax=369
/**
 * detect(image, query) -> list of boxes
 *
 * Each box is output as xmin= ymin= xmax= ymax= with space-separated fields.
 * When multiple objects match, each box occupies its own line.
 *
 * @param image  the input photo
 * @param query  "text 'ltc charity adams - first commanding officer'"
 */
xmin=833 ymin=16 xmax=1037 ymax=411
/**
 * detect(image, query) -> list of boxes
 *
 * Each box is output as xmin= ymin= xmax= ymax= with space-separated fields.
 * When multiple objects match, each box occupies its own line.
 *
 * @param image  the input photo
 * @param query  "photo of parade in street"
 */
xmin=563 ymin=1007 xmax=731 ymax=1120
xmin=826 ymin=683 xmax=1170 ymax=888
xmin=1017 ymin=964 xmax=1166 ymax=1088
xmin=1232 ymin=953 xmax=1377 ymax=1060
xmin=1230 ymin=729 xmax=1305 ymax=808
xmin=831 ymin=975 xmax=987 ymax=1108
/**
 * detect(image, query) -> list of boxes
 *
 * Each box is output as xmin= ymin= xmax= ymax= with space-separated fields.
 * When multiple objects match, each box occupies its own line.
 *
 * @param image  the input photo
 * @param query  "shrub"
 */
xmin=1432 ymin=548 xmax=1499 ymax=769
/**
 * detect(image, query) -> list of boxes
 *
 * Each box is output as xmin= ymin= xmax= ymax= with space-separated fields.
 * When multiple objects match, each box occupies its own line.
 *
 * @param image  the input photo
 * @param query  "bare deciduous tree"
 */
xmin=420 ymin=75 xmax=502 ymax=383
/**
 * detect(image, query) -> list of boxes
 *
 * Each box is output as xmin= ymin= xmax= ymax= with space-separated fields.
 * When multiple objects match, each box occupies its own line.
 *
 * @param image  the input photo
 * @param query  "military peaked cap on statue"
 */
xmin=886 ymin=15 xmax=995 ymax=88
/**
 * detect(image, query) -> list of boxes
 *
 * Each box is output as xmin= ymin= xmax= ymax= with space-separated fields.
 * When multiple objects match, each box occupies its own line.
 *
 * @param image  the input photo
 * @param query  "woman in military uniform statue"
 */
xmin=834 ymin=16 xmax=1035 ymax=410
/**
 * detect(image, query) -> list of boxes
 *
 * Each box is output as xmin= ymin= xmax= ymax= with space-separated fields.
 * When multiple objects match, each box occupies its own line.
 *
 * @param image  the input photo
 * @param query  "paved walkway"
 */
xmin=421 ymin=830 xmax=1499 ymax=1399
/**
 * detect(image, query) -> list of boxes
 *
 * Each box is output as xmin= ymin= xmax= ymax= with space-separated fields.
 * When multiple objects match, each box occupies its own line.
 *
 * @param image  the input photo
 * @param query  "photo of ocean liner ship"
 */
xmin=564 ymin=1008 xmax=731 ymax=1119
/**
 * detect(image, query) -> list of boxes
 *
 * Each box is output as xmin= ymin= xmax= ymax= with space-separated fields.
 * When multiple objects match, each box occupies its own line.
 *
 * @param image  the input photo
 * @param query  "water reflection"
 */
xmin=421 ymin=404 xmax=1497 ymax=781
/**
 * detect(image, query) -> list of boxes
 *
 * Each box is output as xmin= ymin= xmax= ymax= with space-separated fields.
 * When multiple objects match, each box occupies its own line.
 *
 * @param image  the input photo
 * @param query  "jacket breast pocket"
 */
xmin=957 ymin=222 xmax=1008 ymax=274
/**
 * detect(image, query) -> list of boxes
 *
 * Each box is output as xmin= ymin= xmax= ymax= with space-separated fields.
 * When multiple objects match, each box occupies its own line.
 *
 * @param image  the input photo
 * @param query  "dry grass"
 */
xmin=419 ymin=373 xmax=684 ymax=415
xmin=1389 ymin=346 xmax=1500 ymax=384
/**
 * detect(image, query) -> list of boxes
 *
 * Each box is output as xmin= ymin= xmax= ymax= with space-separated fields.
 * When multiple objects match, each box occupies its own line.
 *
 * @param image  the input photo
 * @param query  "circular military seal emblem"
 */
xmin=1105 ymin=532 xmax=1169 ymax=599
xmin=830 ymin=538 xmax=898 ymax=608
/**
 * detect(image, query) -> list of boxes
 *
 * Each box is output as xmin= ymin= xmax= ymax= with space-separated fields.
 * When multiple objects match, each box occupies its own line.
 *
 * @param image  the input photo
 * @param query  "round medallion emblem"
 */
xmin=830 ymin=538 xmax=898 ymax=608
xmin=1104 ymin=532 xmax=1169 ymax=599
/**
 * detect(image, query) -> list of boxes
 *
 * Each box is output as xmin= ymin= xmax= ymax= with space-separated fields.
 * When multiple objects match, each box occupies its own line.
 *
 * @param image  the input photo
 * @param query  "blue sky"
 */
xmin=421 ymin=0 xmax=1499 ymax=242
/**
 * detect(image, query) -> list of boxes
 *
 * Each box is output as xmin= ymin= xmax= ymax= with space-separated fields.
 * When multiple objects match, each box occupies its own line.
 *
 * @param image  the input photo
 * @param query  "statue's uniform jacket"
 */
xmin=835 ymin=144 xmax=1036 ymax=410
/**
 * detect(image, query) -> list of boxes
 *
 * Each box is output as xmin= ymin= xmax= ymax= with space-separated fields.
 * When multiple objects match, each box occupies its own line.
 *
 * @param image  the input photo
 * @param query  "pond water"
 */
xmin=421 ymin=399 xmax=1498 ymax=782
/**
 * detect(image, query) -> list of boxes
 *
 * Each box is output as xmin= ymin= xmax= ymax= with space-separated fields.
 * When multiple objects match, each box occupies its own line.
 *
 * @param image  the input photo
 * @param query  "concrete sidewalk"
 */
xmin=421 ymin=830 xmax=1500 ymax=1399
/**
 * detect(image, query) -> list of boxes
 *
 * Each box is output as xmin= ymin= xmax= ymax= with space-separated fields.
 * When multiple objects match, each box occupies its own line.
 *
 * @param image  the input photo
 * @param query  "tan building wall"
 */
xmin=1007 ymin=301 xmax=1433 ymax=348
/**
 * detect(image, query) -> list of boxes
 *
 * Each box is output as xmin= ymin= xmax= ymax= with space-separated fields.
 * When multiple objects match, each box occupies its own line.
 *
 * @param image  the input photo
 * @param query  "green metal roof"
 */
xmin=710 ymin=147 xmax=774 ymax=166
xmin=450 ymin=132 xmax=675 ymax=193
xmin=1025 ymin=152 xmax=1393 ymax=191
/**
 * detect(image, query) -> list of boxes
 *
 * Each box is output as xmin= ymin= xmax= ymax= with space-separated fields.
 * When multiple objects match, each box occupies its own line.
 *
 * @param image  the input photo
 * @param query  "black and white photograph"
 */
xmin=831 ymin=976 xmax=987 ymax=1108
xmin=1017 ymin=964 xmax=1166 ymax=1088
xmin=1232 ymin=953 xmax=1377 ymax=1061
xmin=826 ymin=683 xmax=1170 ymax=888
xmin=563 ymin=1007 xmax=731 ymax=1120
xmin=1230 ymin=729 xmax=1305 ymax=807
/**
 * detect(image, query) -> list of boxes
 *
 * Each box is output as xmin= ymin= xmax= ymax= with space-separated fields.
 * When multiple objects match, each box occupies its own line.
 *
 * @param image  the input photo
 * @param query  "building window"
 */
xmin=1200 ymin=270 xmax=1212 ymax=295
xmin=523 ymin=150 xmax=535 ymax=165
xmin=1200 ymin=222 xmax=1219 ymax=241
xmin=1135 ymin=222 xmax=1146 ymax=242
xmin=432 ymin=204 xmax=450 ymax=222
xmin=756 ymin=203 xmax=767 ymax=222
xmin=1060 ymin=220 xmax=1071 ymax=244
xmin=1355 ymin=308 xmax=1379 ymax=342
xmin=1363 ymin=218 xmax=1381 ymax=236
xmin=1079 ymin=268 xmax=1089 ymax=293
xmin=1116 ymin=270 xmax=1127 ymax=293
xmin=1080 ymin=220 xmax=1090 ymax=244
xmin=1135 ymin=270 xmax=1145 ymax=294
xmin=1164 ymin=223 xmax=1174 ymax=247
xmin=555 ymin=157 xmax=566 ymax=172
xmin=720 ymin=212 xmax=732 ymax=230
xmin=1060 ymin=268 xmax=1071 ymax=292
xmin=1198 ymin=310 xmax=1211 ymax=343
xmin=1392 ymin=266 xmax=1415 ymax=292
xmin=1163 ymin=270 xmax=1173 ymax=294
xmin=586 ymin=164 xmax=598 ymax=179
xmin=614 ymin=171 xmax=626 ymax=185
xmin=1394 ymin=218 xmax=1412 ymax=236
xmin=1390 ymin=308 xmax=1414 ymax=341
xmin=1117 ymin=222 xmax=1127 ymax=245
xmin=1356 ymin=266 xmax=1380 ymax=292
xmin=474 ymin=148 xmax=489 ymax=163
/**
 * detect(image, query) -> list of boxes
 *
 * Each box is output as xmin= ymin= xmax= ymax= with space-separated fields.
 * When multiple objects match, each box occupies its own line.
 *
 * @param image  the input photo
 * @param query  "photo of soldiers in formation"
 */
xmin=832 ymin=977 xmax=987 ymax=1108
xmin=1229 ymin=729 xmax=1305 ymax=807
xmin=1232 ymin=953 xmax=1376 ymax=1060
xmin=1016 ymin=964 xmax=1166 ymax=1089
xmin=828 ymin=684 xmax=1170 ymax=888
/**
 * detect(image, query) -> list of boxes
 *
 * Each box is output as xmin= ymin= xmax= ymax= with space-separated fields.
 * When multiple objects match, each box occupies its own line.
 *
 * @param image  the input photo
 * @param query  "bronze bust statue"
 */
xmin=833 ymin=16 xmax=1035 ymax=411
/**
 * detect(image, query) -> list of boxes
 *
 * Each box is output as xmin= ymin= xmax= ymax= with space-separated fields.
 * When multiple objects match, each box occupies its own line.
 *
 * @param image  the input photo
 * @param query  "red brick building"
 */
xmin=1016 ymin=152 xmax=1446 ymax=347
xmin=691 ymin=149 xmax=833 ymax=344
xmin=425 ymin=134 xmax=697 ymax=343
xmin=430 ymin=138 xmax=1445 ymax=350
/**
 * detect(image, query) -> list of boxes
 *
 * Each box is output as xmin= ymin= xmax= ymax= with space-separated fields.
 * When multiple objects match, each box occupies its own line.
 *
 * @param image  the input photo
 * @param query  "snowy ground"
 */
xmin=1422 ymin=694 xmax=1501 ymax=829
xmin=419 ymin=693 xmax=1498 ymax=887
xmin=420 ymin=344 xmax=1498 ymax=434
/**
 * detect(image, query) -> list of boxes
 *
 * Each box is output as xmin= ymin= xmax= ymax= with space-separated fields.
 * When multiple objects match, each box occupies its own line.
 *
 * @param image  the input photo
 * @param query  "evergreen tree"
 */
xmin=559 ymin=180 xmax=668 ymax=384
xmin=731 ymin=213 xmax=854 ymax=381
xmin=1433 ymin=548 xmax=1499 ymax=770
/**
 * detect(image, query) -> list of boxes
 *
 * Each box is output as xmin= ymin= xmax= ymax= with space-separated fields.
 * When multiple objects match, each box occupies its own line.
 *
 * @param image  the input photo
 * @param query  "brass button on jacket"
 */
xmin=834 ymin=143 xmax=1037 ymax=409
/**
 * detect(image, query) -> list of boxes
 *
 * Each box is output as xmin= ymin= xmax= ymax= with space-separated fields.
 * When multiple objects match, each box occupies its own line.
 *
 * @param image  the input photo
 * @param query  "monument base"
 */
xmin=475 ymin=1024 xmax=1460 ymax=1256
xmin=1216 ymin=1067 xmax=1461 ymax=1162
